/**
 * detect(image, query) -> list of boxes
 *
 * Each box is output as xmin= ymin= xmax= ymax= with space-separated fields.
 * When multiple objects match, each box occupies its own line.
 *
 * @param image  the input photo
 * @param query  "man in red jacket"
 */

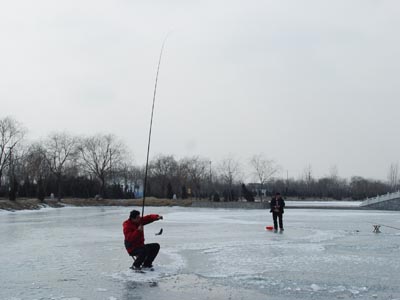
xmin=123 ymin=209 xmax=163 ymax=270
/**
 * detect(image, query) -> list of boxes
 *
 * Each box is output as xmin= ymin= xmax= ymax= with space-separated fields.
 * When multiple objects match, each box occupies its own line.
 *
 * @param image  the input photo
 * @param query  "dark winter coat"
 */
xmin=270 ymin=198 xmax=285 ymax=214
xmin=123 ymin=214 xmax=160 ymax=255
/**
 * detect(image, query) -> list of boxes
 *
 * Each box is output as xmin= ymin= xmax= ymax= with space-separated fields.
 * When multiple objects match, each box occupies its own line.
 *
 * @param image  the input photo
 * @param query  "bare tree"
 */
xmin=23 ymin=143 xmax=51 ymax=201
xmin=179 ymin=156 xmax=209 ymax=199
xmin=44 ymin=132 xmax=79 ymax=200
xmin=116 ymin=162 xmax=141 ymax=198
xmin=303 ymin=164 xmax=313 ymax=183
xmin=326 ymin=165 xmax=346 ymax=199
xmin=149 ymin=154 xmax=178 ymax=198
xmin=387 ymin=162 xmax=399 ymax=192
xmin=250 ymin=154 xmax=279 ymax=200
xmin=78 ymin=134 xmax=126 ymax=198
xmin=218 ymin=156 xmax=242 ymax=201
xmin=329 ymin=165 xmax=339 ymax=180
xmin=0 ymin=117 xmax=26 ymax=190
xmin=301 ymin=164 xmax=314 ymax=197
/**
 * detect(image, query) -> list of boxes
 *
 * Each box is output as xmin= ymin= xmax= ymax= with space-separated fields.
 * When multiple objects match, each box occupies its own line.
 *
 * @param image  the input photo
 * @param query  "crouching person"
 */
xmin=123 ymin=209 xmax=163 ymax=271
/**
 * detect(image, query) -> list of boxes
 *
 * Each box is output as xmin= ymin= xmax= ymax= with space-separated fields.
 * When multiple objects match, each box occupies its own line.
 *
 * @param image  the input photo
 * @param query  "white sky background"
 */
xmin=1 ymin=0 xmax=400 ymax=181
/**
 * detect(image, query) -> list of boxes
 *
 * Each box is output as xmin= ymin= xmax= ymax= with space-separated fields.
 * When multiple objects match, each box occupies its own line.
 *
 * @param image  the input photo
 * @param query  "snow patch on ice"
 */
xmin=110 ymin=249 xmax=185 ymax=283
xmin=111 ymin=266 xmax=168 ymax=283
xmin=202 ymin=248 xmax=220 ymax=254
xmin=0 ymin=205 xmax=61 ymax=215
xmin=307 ymin=229 xmax=345 ymax=243
xmin=310 ymin=283 xmax=324 ymax=291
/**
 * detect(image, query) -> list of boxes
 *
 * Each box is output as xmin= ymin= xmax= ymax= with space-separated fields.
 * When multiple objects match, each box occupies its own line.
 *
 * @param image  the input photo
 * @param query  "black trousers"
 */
xmin=131 ymin=243 xmax=160 ymax=268
xmin=272 ymin=212 xmax=283 ymax=229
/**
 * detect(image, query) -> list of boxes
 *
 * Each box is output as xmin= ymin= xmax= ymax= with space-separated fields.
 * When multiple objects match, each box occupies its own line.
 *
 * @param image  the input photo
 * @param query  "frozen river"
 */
xmin=1 ymin=205 xmax=399 ymax=300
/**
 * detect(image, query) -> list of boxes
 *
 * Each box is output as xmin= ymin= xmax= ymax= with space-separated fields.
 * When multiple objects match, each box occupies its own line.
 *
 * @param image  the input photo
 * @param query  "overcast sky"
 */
xmin=1 ymin=0 xmax=400 ymax=181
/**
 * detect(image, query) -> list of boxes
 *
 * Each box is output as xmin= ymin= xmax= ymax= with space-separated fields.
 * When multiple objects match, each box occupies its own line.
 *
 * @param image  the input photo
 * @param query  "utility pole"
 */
xmin=209 ymin=160 xmax=212 ymax=200
xmin=109 ymin=148 xmax=113 ymax=183
xmin=209 ymin=161 xmax=212 ymax=183
xmin=286 ymin=170 xmax=289 ymax=196
xmin=8 ymin=147 xmax=16 ymax=201
xmin=108 ymin=147 xmax=112 ymax=199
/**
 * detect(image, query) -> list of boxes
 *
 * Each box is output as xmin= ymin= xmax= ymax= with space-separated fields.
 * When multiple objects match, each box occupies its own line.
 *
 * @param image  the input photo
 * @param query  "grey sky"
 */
xmin=1 ymin=0 xmax=400 ymax=181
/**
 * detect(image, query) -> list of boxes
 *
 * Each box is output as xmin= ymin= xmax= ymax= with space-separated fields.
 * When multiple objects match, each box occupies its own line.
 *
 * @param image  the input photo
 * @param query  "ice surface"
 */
xmin=1 ymin=205 xmax=399 ymax=299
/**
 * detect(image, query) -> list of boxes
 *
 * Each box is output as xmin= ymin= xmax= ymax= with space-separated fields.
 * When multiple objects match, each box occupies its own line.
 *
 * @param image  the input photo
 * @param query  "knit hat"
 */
xmin=129 ymin=210 xmax=140 ymax=219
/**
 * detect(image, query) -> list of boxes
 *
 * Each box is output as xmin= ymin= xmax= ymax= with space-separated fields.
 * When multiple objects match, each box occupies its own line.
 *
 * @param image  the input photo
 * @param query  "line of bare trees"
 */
xmin=0 ymin=116 xmax=398 ymax=201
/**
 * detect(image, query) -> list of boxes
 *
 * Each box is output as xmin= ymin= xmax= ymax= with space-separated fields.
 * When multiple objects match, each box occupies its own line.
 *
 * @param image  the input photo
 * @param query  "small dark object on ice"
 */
xmin=155 ymin=228 xmax=163 ymax=236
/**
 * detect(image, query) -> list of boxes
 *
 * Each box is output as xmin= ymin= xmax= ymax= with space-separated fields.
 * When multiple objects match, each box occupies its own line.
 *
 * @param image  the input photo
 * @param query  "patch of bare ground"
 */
xmin=0 ymin=197 xmax=193 ymax=211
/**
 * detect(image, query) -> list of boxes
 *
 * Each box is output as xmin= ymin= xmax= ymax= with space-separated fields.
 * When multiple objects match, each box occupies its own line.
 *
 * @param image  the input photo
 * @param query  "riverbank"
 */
xmin=0 ymin=197 xmax=364 ymax=212
xmin=0 ymin=197 xmax=193 ymax=211
xmin=191 ymin=200 xmax=363 ymax=210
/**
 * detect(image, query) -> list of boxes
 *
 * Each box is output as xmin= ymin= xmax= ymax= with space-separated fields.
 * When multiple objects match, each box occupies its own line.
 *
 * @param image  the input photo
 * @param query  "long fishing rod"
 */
xmin=142 ymin=36 xmax=169 ymax=218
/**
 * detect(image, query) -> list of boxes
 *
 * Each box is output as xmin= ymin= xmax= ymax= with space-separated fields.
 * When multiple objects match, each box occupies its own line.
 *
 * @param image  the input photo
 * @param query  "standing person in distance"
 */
xmin=270 ymin=192 xmax=285 ymax=232
xmin=123 ymin=209 xmax=163 ymax=271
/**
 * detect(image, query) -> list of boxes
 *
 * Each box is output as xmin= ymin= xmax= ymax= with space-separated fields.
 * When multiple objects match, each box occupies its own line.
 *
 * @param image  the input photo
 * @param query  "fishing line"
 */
xmin=367 ymin=221 xmax=400 ymax=231
xmin=374 ymin=223 xmax=400 ymax=231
